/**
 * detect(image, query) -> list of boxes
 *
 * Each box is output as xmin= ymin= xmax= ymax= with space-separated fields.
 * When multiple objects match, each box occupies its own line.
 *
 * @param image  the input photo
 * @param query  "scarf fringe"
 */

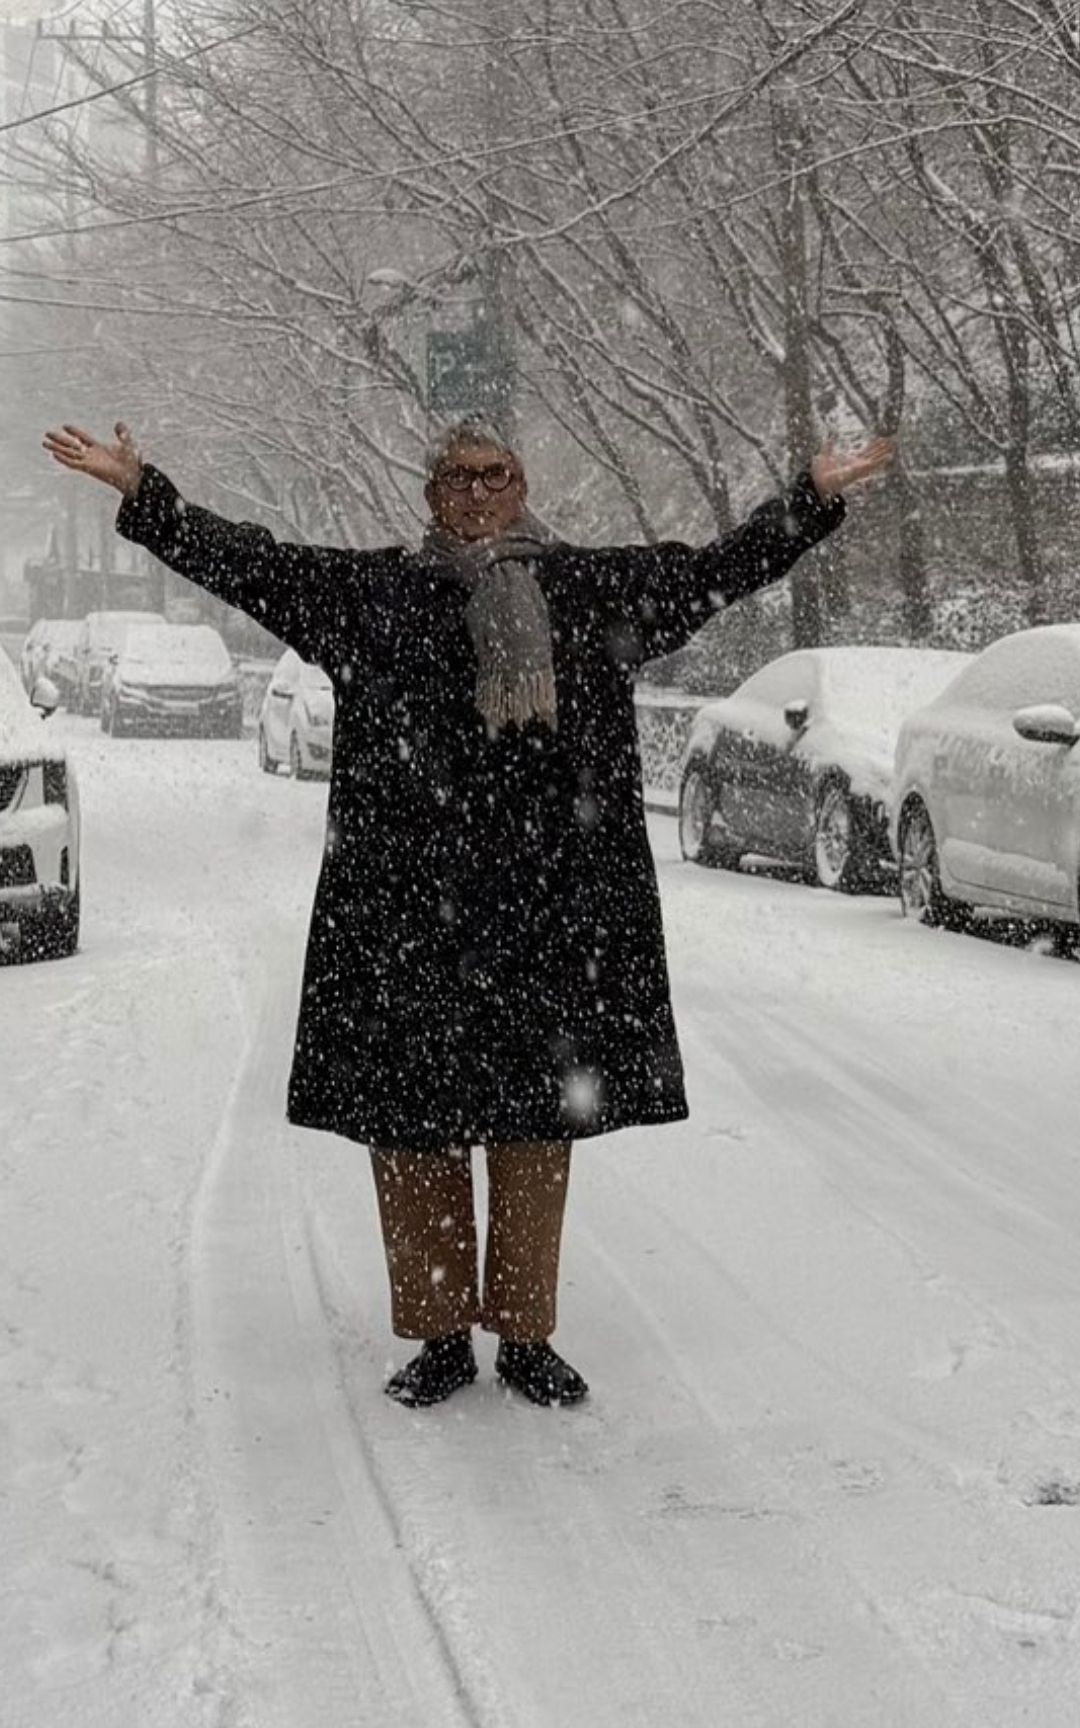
xmin=477 ymin=669 xmax=558 ymax=733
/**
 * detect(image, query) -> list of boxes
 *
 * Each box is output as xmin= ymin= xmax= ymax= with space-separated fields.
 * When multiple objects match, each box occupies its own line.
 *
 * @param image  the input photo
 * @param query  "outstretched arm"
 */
xmin=43 ymin=422 xmax=389 ymax=669
xmin=581 ymin=437 xmax=894 ymax=664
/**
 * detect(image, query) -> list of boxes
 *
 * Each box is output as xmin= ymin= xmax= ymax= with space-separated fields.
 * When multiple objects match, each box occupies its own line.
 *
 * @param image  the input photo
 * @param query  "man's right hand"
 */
xmin=43 ymin=422 xmax=143 ymax=499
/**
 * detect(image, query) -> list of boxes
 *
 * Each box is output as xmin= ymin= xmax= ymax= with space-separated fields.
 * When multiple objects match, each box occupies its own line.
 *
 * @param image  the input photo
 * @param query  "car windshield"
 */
xmin=944 ymin=628 xmax=1080 ymax=714
xmin=822 ymin=652 xmax=967 ymax=734
xmin=47 ymin=622 xmax=83 ymax=647
xmin=88 ymin=612 xmax=163 ymax=648
xmin=122 ymin=627 xmax=232 ymax=675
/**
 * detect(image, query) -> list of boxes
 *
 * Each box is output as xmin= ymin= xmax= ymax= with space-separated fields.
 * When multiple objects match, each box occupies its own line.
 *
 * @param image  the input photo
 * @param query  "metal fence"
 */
xmin=633 ymin=687 xmax=706 ymax=813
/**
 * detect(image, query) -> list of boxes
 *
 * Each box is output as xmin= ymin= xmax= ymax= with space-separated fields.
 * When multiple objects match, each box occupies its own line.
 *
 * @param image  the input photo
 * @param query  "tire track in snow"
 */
xmin=282 ymin=1183 xmax=521 ymax=1728
xmin=294 ymin=1148 xmax=788 ymax=1728
xmin=680 ymin=979 xmax=1080 ymax=1402
xmin=187 ymin=954 xmax=496 ymax=1728
xmin=637 ymin=959 xmax=1080 ymax=1719
xmin=569 ymin=1186 xmax=974 ymax=1728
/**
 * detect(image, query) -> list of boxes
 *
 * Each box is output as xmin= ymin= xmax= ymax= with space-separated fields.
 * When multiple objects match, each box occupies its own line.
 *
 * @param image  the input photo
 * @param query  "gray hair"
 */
xmin=426 ymin=418 xmax=520 ymax=475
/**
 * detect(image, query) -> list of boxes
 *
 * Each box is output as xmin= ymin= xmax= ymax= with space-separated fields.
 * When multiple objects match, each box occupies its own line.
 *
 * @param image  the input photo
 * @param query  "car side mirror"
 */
xmin=784 ymin=699 xmax=810 ymax=732
xmin=1012 ymin=704 xmax=1079 ymax=745
xmin=31 ymin=675 xmax=60 ymax=715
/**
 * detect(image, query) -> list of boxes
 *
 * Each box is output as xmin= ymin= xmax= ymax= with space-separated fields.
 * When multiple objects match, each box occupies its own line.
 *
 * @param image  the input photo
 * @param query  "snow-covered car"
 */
xmin=892 ymin=624 xmax=1080 ymax=948
xmin=21 ymin=618 xmax=83 ymax=707
xmin=0 ymin=644 xmax=80 ymax=962
xmin=73 ymin=609 xmax=166 ymax=715
xmin=20 ymin=617 xmax=57 ymax=691
xmin=100 ymin=622 xmax=244 ymax=738
xmin=38 ymin=619 xmax=84 ymax=708
xmin=256 ymin=648 xmax=335 ymax=779
xmin=679 ymin=645 xmax=970 ymax=891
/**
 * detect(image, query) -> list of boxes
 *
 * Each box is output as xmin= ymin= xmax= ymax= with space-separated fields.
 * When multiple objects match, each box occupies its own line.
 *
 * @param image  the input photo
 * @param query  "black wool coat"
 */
xmin=118 ymin=467 xmax=844 ymax=1151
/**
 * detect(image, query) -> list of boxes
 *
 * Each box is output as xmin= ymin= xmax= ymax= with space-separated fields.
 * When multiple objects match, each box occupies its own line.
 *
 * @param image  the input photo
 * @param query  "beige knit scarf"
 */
xmin=423 ymin=511 xmax=558 ymax=734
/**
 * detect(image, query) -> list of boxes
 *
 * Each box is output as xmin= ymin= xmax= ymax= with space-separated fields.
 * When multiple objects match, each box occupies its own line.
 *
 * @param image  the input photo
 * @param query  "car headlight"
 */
xmin=304 ymin=706 xmax=331 ymax=728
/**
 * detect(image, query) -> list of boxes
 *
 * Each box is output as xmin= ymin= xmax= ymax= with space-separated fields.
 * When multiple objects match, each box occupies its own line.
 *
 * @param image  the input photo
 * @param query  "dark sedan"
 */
xmin=678 ymin=646 xmax=968 ymax=892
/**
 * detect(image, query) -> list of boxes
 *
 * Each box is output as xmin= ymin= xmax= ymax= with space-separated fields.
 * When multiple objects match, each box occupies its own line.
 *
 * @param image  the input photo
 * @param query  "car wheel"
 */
xmin=26 ymin=885 xmax=80 ymax=962
xmin=678 ymin=761 xmax=740 ymax=869
xmin=258 ymin=727 xmax=278 ymax=773
xmin=898 ymin=800 xmax=965 ymax=930
xmin=813 ymin=781 xmax=872 ymax=893
xmin=1050 ymin=914 xmax=1080 ymax=960
xmin=290 ymin=734 xmax=308 ymax=781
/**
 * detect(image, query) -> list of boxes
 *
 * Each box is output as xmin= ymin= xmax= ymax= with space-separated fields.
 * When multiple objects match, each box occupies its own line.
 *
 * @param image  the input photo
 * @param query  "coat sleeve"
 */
xmin=115 ymin=464 xmax=392 ymax=672
xmin=578 ymin=471 xmax=846 ymax=664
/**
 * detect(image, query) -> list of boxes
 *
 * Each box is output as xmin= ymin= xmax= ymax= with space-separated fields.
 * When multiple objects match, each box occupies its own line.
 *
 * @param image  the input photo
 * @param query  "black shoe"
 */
xmin=495 ymin=1340 xmax=589 ymax=1407
xmin=385 ymin=1330 xmax=478 ymax=1408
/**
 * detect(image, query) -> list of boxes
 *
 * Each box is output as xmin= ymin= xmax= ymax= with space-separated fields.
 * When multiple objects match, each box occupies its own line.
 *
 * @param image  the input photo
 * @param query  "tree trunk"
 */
xmin=879 ymin=304 xmax=930 ymax=638
xmin=1001 ymin=324 xmax=1044 ymax=624
xmin=1006 ymin=450 xmax=1044 ymax=624
xmin=895 ymin=467 xmax=931 ymax=639
xmin=774 ymin=91 xmax=821 ymax=647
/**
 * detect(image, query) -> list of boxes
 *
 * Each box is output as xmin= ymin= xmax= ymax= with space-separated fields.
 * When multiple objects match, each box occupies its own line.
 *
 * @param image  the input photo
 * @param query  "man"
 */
xmin=44 ymin=416 xmax=892 ymax=1408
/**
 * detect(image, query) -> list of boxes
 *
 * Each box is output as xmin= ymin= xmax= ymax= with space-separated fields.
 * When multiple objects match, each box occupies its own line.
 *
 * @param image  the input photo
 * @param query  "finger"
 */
xmin=115 ymin=421 xmax=132 ymax=444
xmin=62 ymin=424 xmax=97 ymax=447
xmin=44 ymin=428 xmax=83 ymax=451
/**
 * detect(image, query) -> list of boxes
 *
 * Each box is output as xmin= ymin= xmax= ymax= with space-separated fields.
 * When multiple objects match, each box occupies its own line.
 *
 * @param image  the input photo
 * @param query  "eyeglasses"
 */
xmin=435 ymin=462 xmax=516 ymax=494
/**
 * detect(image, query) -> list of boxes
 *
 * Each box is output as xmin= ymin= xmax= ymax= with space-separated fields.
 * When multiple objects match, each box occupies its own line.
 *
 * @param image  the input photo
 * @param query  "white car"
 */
xmin=20 ymin=617 xmax=83 ymax=702
xmin=0 ymin=644 xmax=80 ymax=962
xmin=73 ymin=609 xmax=166 ymax=715
xmin=892 ymin=623 xmax=1080 ymax=949
xmin=679 ymin=646 xmax=969 ymax=891
xmin=257 ymin=649 xmax=335 ymax=779
xmin=100 ymin=622 xmax=244 ymax=737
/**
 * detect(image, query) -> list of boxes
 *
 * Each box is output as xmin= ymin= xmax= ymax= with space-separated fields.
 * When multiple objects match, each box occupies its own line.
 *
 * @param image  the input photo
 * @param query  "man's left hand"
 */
xmin=810 ymin=437 xmax=895 ymax=500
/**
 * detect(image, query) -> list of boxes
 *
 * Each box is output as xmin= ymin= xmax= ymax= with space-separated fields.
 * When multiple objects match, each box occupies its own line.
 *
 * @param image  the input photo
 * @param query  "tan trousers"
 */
xmin=369 ymin=1142 xmax=572 ymax=1342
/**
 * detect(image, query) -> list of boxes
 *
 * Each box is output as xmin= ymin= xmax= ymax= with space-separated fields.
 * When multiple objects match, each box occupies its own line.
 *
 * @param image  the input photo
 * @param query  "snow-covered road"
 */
xmin=4 ymin=717 xmax=1080 ymax=1728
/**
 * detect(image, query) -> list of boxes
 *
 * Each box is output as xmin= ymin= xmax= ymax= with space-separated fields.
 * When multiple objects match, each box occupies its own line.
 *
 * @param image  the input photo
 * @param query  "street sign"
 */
xmin=427 ymin=326 xmax=511 ymax=428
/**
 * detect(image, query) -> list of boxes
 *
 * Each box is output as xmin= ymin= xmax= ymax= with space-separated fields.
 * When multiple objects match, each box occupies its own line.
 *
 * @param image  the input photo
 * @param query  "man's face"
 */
xmin=425 ymin=440 xmax=527 ymax=542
